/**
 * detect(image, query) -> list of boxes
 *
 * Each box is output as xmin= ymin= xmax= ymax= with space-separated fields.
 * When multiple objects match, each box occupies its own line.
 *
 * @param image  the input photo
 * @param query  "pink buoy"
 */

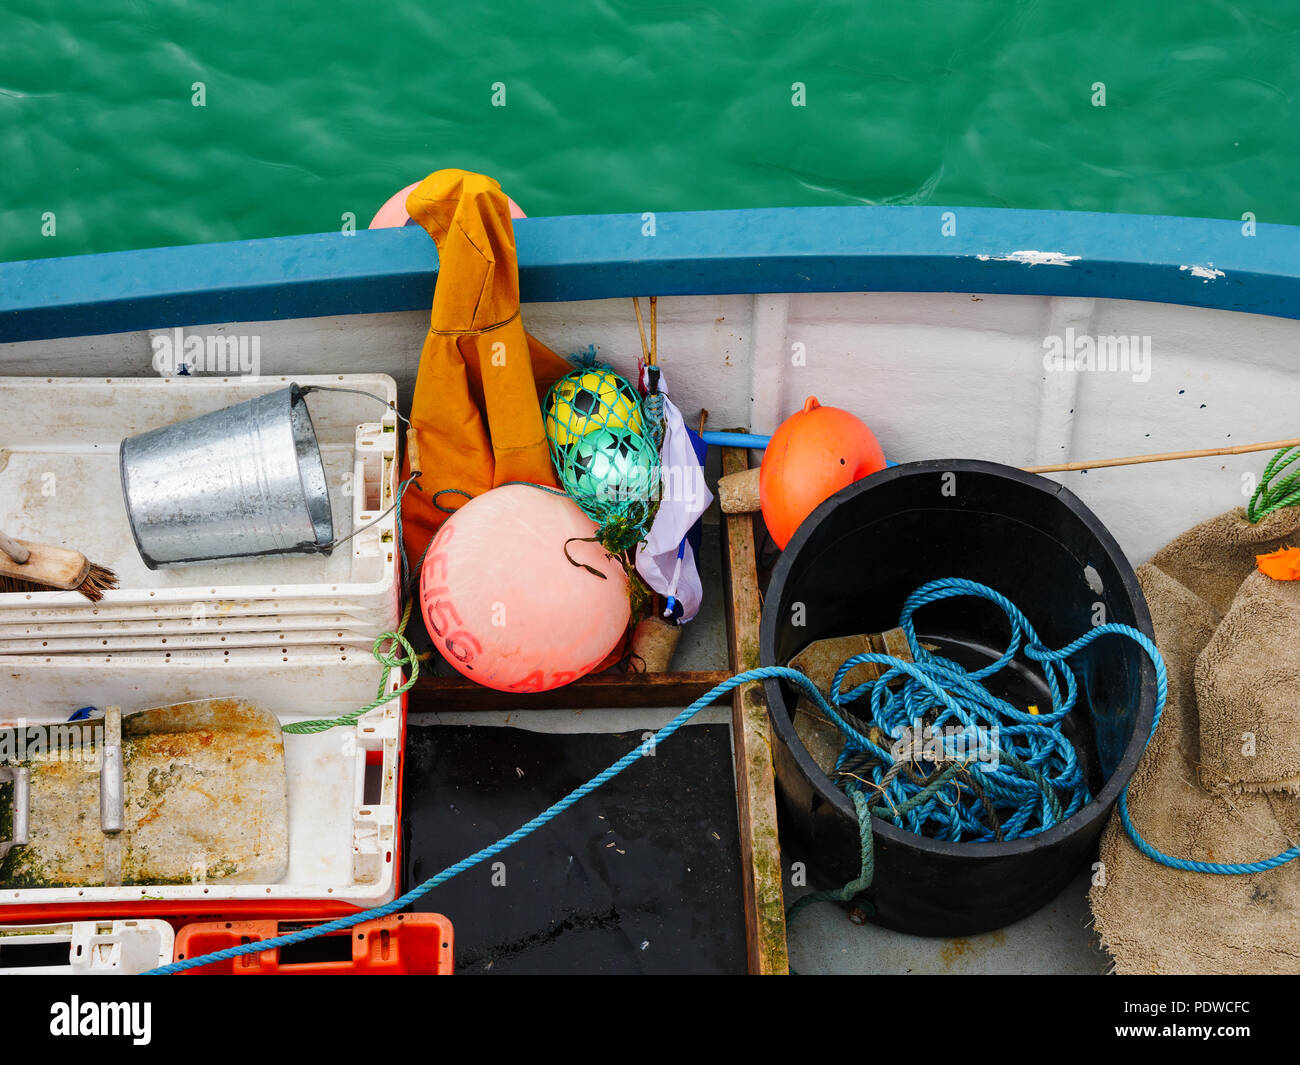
xmin=419 ymin=484 xmax=629 ymax=693
xmin=369 ymin=180 xmax=526 ymax=229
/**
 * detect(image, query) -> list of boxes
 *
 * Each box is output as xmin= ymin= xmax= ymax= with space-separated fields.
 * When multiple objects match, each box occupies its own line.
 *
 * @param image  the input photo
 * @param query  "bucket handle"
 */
xmin=296 ymin=384 xmax=411 ymax=427
xmin=291 ymin=385 xmax=415 ymax=556
xmin=313 ymin=471 xmax=423 ymax=556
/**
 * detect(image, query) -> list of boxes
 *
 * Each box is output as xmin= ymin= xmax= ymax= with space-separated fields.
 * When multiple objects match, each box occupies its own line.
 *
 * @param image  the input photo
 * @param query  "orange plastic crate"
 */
xmin=173 ymin=913 xmax=453 ymax=975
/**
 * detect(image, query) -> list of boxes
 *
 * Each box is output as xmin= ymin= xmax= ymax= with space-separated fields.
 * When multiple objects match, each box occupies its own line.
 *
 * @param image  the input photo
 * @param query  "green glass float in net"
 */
xmin=545 ymin=353 xmax=660 ymax=554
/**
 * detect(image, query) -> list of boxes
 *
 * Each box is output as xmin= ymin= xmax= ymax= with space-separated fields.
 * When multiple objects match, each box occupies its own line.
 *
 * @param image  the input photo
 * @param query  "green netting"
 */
xmin=545 ymin=353 xmax=660 ymax=553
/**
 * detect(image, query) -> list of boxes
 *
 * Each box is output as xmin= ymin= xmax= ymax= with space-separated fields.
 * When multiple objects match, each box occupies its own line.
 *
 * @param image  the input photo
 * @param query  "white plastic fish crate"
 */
xmin=0 ymin=654 xmax=403 ymax=916
xmin=0 ymin=375 xmax=401 ymax=638
xmin=0 ymin=919 xmax=174 ymax=974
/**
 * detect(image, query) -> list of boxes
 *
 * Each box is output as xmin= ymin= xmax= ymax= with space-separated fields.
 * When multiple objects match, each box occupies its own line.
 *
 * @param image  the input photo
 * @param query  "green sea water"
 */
xmin=3 ymin=1 xmax=1298 ymax=264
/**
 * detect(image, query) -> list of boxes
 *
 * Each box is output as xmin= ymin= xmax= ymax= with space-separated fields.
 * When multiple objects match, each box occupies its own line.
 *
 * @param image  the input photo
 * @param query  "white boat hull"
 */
xmin=3 ymin=288 xmax=1293 ymax=564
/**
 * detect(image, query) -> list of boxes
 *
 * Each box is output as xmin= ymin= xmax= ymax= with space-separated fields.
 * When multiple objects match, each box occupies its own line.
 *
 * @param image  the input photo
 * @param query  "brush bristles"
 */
xmin=79 ymin=563 xmax=119 ymax=602
xmin=0 ymin=562 xmax=119 ymax=602
xmin=0 ymin=575 xmax=58 ymax=599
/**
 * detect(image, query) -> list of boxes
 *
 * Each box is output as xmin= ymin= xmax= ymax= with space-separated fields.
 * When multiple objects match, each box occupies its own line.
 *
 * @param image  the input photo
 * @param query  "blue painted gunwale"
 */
xmin=2 ymin=206 xmax=1298 ymax=343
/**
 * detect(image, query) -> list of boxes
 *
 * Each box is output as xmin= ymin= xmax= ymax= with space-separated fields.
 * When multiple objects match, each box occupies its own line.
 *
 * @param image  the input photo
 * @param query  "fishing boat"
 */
xmin=0 ymin=204 xmax=1297 ymax=974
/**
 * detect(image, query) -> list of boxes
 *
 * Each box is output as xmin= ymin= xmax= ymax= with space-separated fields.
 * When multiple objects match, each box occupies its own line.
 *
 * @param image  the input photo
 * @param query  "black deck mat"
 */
xmin=400 ymin=724 xmax=747 ymax=974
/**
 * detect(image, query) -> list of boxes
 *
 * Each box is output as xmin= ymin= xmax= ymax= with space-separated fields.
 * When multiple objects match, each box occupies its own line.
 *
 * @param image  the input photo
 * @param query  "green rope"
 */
xmin=281 ymin=599 xmax=419 ymax=735
xmin=1247 ymin=445 xmax=1300 ymax=522
xmin=282 ymin=472 xmax=424 ymax=735
xmin=787 ymin=762 xmax=968 ymax=921
xmin=431 ymin=487 xmax=474 ymax=514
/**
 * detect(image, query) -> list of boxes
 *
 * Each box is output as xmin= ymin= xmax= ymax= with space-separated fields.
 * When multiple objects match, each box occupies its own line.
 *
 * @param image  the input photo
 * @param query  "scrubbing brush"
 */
xmin=0 ymin=529 xmax=119 ymax=602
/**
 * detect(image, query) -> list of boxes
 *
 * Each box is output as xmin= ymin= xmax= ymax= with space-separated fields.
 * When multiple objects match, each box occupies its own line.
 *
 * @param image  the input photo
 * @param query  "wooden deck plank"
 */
xmin=721 ymin=445 xmax=790 ymax=975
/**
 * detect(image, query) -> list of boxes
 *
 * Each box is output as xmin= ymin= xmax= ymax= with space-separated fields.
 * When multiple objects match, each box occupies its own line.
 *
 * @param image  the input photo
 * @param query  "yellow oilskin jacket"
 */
xmin=399 ymin=170 xmax=572 ymax=563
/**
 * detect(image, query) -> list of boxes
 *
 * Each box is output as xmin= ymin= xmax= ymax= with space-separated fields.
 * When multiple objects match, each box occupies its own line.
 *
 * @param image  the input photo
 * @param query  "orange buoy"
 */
xmin=759 ymin=396 xmax=886 ymax=549
xmin=419 ymin=484 xmax=630 ymax=692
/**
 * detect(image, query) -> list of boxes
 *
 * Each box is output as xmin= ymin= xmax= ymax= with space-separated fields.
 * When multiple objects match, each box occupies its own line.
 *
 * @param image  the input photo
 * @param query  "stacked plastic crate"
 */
xmin=0 ymin=374 xmax=406 ymax=919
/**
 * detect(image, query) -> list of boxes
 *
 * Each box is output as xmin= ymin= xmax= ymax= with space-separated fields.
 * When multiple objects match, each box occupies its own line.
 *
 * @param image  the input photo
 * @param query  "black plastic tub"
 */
xmin=759 ymin=459 xmax=1157 ymax=937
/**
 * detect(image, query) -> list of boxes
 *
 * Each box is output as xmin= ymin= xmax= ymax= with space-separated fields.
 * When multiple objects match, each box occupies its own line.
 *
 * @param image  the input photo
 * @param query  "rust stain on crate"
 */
xmin=0 ymin=698 xmax=288 ymax=889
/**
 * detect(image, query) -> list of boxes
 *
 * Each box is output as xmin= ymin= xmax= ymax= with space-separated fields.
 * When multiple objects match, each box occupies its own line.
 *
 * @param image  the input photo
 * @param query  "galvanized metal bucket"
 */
xmin=119 ymin=384 xmax=334 ymax=568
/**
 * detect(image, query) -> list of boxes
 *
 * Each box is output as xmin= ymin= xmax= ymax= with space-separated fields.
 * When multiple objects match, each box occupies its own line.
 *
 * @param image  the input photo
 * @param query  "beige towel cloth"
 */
xmin=1196 ymin=571 xmax=1300 ymax=794
xmin=1090 ymin=506 xmax=1300 ymax=974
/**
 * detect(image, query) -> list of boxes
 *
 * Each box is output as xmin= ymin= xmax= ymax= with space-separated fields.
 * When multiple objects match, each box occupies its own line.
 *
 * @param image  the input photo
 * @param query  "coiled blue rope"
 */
xmin=815 ymin=578 xmax=1108 ymax=843
xmin=804 ymin=578 xmax=1300 ymax=906
xmin=147 ymin=578 xmax=1297 ymax=974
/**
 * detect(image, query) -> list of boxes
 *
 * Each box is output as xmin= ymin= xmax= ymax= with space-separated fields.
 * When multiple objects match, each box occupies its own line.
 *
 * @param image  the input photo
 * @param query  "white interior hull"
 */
xmin=4 ymin=289 xmax=1293 ymax=564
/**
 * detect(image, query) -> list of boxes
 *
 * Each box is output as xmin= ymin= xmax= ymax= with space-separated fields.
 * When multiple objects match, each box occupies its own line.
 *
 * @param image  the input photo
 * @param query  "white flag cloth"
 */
xmin=635 ymin=368 xmax=713 ymax=622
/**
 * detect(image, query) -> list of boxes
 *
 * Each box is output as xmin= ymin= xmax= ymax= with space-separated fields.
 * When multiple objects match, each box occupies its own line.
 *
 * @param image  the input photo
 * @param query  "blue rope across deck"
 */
xmin=147 ymin=577 xmax=1299 ymax=975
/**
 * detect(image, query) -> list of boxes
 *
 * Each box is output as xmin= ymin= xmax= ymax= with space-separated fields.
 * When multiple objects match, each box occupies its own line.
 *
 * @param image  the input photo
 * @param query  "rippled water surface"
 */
xmin=3 ymin=1 xmax=1298 ymax=262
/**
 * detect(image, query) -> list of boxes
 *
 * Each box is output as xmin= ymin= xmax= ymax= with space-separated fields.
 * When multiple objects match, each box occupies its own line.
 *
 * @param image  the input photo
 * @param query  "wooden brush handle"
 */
xmin=0 ymin=536 xmax=90 ymax=590
xmin=0 ymin=530 xmax=31 ymax=565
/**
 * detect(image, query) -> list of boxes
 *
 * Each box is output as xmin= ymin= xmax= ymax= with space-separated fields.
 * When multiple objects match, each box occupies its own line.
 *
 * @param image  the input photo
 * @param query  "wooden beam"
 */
xmin=721 ymin=445 xmax=790 ymax=975
xmin=408 ymin=670 xmax=732 ymax=713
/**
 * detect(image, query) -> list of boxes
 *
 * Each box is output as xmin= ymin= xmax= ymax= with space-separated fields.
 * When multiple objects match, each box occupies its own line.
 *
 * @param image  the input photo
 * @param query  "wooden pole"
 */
xmin=1024 ymin=436 xmax=1300 ymax=474
xmin=721 ymin=444 xmax=790 ymax=975
xmin=632 ymin=298 xmax=650 ymax=363
xmin=716 ymin=437 xmax=1300 ymax=514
